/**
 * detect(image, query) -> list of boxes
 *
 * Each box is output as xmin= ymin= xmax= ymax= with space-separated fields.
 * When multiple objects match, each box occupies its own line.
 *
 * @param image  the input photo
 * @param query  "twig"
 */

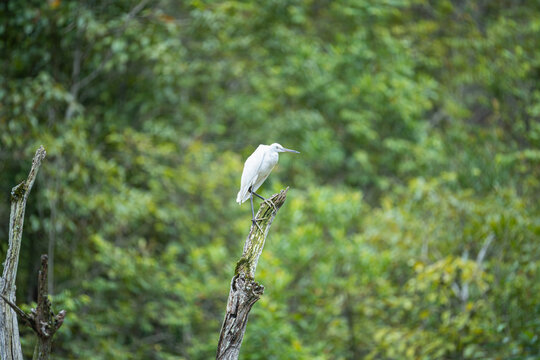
xmin=0 ymin=294 xmax=33 ymax=325
xmin=452 ymin=233 xmax=495 ymax=303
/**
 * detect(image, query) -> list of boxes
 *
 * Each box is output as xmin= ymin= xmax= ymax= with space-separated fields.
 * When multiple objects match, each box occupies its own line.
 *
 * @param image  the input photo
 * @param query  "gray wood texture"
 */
xmin=216 ymin=188 xmax=289 ymax=360
xmin=0 ymin=146 xmax=46 ymax=360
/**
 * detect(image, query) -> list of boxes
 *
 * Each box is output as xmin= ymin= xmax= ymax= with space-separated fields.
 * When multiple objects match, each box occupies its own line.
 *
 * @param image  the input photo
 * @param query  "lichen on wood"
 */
xmin=217 ymin=188 xmax=289 ymax=360
xmin=0 ymin=146 xmax=46 ymax=360
xmin=234 ymin=188 xmax=289 ymax=278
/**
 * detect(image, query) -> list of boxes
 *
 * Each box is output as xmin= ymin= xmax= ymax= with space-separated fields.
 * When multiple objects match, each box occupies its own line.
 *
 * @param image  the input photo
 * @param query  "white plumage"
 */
xmin=236 ymin=143 xmax=299 ymax=205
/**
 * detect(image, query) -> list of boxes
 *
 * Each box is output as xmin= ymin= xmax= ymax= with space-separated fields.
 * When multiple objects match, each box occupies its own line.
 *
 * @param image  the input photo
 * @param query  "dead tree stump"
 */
xmin=0 ymin=146 xmax=65 ymax=360
xmin=216 ymin=188 xmax=289 ymax=360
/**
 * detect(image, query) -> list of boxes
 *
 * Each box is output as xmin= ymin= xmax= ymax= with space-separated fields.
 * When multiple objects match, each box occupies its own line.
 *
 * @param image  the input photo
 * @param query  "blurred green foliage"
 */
xmin=1 ymin=0 xmax=539 ymax=359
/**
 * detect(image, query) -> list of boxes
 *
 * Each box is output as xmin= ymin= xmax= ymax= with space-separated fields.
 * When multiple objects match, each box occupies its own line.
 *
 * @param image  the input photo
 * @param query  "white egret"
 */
xmin=237 ymin=143 xmax=299 ymax=225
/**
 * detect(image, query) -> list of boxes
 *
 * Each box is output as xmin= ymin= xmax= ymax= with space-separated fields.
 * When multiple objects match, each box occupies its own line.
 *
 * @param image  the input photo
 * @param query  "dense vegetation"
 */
xmin=1 ymin=0 xmax=539 ymax=359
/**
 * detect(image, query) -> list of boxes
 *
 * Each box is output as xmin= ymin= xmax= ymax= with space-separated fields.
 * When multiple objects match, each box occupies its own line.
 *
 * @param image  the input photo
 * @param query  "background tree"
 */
xmin=1 ymin=0 xmax=539 ymax=358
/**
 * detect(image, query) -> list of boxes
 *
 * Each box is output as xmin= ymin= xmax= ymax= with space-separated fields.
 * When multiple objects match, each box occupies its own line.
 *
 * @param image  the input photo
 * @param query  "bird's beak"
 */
xmin=283 ymin=148 xmax=300 ymax=154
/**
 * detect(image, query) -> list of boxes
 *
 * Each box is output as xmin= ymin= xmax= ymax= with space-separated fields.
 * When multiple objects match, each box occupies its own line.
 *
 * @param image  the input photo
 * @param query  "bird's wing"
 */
xmin=236 ymin=146 xmax=266 ymax=204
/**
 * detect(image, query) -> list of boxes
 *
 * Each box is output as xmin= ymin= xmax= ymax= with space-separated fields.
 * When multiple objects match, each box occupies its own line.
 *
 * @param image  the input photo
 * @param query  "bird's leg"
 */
xmin=250 ymin=191 xmax=264 ymax=233
xmin=252 ymin=191 xmax=277 ymax=211
xmin=251 ymin=191 xmax=266 ymax=201
xmin=250 ymin=191 xmax=256 ymax=220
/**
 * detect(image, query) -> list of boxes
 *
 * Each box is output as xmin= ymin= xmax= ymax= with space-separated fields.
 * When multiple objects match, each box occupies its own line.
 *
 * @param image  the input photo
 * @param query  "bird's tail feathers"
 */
xmin=236 ymin=189 xmax=249 ymax=204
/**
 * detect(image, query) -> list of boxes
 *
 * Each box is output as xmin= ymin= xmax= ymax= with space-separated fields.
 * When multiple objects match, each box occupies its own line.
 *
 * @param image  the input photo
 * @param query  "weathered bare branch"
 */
xmin=0 ymin=294 xmax=33 ymax=326
xmin=216 ymin=188 xmax=289 ymax=360
xmin=0 ymin=146 xmax=46 ymax=360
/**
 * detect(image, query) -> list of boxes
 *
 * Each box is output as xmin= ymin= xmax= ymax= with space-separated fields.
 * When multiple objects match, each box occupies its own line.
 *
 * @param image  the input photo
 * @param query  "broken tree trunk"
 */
xmin=0 ymin=146 xmax=46 ymax=360
xmin=216 ymin=188 xmax=289 ymax=360
xmin=32 ymin=255 xmax=65 ymax=360
xmin=0 ymin=255 xmax=65 ymax=360
xmin=0 ymin=146 xmax=65 ymax=360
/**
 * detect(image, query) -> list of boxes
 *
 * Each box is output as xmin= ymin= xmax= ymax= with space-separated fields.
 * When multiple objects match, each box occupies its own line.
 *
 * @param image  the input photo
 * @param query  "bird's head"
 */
xmin=270 ymin=143 xmax=300 ymax=154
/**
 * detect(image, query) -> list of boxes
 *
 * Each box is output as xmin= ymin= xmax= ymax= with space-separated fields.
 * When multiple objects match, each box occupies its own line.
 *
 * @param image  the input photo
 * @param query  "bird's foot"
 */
xmin=262 ymin=198 xmax=277 ymax=211
xmin=255 ymin=216 xmax=271 ymax=221
xmin=251 ymin=218 xmax=264 ymax=233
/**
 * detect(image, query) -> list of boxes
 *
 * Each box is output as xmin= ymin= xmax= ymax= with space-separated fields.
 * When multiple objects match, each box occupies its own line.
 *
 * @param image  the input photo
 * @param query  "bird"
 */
xmin=237 ymin=143 xmax=299 ymax=226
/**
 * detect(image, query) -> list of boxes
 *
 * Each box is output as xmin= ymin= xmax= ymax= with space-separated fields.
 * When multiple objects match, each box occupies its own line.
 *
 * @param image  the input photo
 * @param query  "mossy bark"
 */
xmin=0 ymin=146 xmax=46 ymax=360
xmin=0 ymin=147 xmax=65 ymax=360
xmin=33 ymin=338 xmax=52 ymax=360
xmin=216 ymin=188 xmax=289 ymax=360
